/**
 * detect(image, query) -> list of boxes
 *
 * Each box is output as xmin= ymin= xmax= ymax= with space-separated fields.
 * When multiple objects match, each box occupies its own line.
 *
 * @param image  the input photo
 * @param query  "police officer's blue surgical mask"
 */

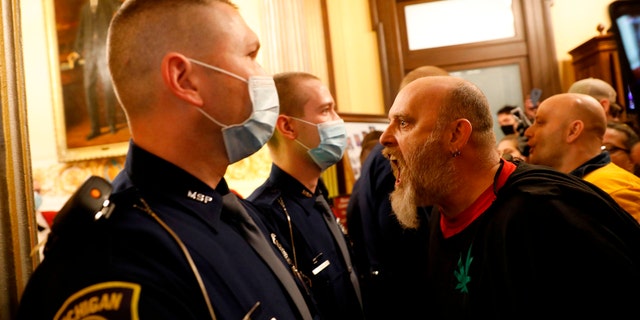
xmin=188 ymin=58 xmax=279 ymax=164
xmin=291 ymin=117 xmax=348 ymax=171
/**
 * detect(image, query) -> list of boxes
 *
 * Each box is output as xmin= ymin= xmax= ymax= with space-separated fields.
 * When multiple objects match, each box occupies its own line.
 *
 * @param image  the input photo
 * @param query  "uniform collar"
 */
xmin=270 ymin=164 xmax=317 ymax=199
xmin=122 ymin=141 xmax=228 ymax=230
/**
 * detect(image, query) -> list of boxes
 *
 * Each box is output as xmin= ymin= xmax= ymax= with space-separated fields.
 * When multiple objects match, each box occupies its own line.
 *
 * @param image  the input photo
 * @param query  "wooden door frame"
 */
xmin=369 ymin=0 xmax=562 ymax=111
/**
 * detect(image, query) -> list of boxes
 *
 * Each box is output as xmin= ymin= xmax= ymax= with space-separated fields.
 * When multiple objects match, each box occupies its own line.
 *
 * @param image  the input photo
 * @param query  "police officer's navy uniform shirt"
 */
xmin=248 ymin=164 xmax=364 ymax=320
xmin=17 ymin=141 xmax=313 ymax=320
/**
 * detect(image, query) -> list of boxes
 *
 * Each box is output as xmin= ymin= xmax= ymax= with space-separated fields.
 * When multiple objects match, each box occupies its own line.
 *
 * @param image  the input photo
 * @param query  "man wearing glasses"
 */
xmin=603 ymin=122 xmax=640 ymax=175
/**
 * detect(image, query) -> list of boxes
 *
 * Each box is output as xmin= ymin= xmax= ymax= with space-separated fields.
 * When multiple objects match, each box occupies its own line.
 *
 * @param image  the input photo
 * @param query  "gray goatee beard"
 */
xmin=390 ymin=182 xmax=421 ymax=229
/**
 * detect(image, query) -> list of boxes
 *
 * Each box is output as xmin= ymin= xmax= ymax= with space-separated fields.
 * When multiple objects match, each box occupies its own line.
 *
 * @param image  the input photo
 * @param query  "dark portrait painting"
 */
xmin=48 ymin=0 xmax=128 ymax=161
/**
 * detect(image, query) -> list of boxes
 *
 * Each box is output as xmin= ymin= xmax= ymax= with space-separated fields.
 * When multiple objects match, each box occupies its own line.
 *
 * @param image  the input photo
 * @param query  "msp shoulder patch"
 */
xmin=54 ymin=281 xmax=141 ymax=320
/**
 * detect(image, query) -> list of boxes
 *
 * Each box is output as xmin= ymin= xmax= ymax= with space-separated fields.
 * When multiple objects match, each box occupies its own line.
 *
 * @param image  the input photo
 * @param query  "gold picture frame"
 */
xmin=44 ymin=0 xmax=128 ymax=162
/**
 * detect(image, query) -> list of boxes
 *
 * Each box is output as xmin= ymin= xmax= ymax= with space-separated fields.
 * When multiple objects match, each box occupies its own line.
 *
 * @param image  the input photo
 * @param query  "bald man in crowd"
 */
xmin=568 ymin=77 xmax=623 ymax=123
xmin=398 ymin=65 xmax=450 ymax=89
xmin=525 ymin=93 xmax=640 ymax=222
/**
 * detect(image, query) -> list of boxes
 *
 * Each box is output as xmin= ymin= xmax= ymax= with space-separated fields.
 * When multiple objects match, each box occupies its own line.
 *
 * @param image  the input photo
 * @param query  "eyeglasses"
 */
xmin=601 ymin=144 xmax=630 ymax=154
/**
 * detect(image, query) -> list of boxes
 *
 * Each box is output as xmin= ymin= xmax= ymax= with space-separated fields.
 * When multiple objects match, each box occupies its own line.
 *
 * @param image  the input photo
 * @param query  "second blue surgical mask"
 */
xmin=291 ymin=117 xmax=347 ymax=171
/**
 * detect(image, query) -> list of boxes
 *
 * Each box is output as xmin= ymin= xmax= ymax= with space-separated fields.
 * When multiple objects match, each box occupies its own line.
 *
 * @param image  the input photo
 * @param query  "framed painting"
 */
xmin=44 ymin=0 xmax=128 ymax=162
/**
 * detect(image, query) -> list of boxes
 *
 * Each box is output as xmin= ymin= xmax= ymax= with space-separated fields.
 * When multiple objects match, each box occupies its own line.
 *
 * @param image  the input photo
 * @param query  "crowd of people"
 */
xmin=16 ymin=1 xmax=640 ymax=319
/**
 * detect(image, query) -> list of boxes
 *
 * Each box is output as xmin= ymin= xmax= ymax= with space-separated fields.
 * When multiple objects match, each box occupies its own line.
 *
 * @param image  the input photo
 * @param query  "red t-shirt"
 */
xmin=440 ymin=160 xmax=516 ymax=238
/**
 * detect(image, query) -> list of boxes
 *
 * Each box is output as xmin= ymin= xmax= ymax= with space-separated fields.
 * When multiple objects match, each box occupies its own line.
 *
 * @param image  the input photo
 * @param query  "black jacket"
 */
xmin=427 ymin=160 xmax=640 ymax=319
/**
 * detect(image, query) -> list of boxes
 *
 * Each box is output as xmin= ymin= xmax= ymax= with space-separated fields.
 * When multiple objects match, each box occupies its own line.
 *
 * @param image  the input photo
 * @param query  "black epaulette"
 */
xmin=43 ymin=176 xmax=115 ymax=257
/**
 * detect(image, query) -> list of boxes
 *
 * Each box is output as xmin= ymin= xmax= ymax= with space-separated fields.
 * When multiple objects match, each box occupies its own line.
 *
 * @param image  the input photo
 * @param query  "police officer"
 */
xmin=248 ymin=72 xmax=364 ymax=320
xmin=17 ymin=1 xmax=315 ymax=319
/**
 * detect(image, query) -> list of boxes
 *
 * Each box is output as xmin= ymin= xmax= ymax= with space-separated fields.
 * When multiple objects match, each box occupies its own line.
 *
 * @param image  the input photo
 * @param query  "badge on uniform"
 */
xmin=311 ymin=252 xmax=330 ymax=275
xmin=312 ymin=260 xmax=330 ymax=275
xmin=54 ymin=281 xmax=141 ymax=320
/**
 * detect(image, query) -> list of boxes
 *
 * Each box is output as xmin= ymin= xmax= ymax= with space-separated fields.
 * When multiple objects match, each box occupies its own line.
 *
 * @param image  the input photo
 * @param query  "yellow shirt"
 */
xmin=584 ymin=162 xmax=640 ymax=223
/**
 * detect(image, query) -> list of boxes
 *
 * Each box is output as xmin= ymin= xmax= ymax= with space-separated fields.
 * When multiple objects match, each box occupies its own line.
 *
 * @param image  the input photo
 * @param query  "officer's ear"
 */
xmin=275 ymin=115 xmax=298 ymax=140
xmin=161 ymin=53 xmax=203 ymax=106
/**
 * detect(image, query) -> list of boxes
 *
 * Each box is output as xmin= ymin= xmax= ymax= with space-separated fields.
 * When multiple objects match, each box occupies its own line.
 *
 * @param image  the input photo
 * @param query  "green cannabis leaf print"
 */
xmin=454 ymin=245 xmax=473 ymax=293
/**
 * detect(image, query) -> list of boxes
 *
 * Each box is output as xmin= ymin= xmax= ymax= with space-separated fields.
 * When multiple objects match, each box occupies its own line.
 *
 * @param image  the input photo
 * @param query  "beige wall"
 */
xmin=551 ymin=0 xmax=613 ymax=91
xmin=22 ymin=0 xmax=617 ymax=200
xmin=326 ymin=0 xmax=385 ymax=115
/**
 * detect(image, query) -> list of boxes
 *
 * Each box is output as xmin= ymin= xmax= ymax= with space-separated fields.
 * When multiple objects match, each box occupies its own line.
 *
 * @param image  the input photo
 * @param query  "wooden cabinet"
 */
xmin=569 ymin=31 xmax=626 ymax=113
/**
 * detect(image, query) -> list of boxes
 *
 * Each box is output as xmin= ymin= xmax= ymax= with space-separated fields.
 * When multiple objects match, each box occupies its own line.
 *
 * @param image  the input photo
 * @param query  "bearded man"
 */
xmin=379 ymin=76 xmax=640 ymax=319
